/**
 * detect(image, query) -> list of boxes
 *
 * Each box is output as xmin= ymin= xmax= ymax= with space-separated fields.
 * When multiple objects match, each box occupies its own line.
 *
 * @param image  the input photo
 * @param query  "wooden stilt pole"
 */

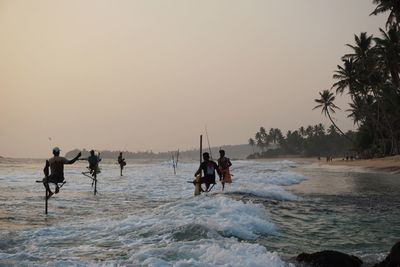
xmin=45 ymin=187 xmax=48 ymax=215
xmin=200 ymin=135 xmax=203 ymax=163
xmin=94 ymin=173 xmax=97 ymax=195
xmin=199 ymin=135 xmax=203 ymax=194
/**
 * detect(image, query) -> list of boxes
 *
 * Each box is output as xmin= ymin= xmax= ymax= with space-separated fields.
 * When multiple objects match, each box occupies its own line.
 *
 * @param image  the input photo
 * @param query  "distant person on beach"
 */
xmin=85 ymin=150 xmax=101 ymax=175
xmin=194 ymin=152 xmax=222 ymax=192
xmin=217 ymin=149 xmax=232 ymax=191
xmin=43 ymin=147 xmax=81 ymax=199
xmin=118 ymin=152 xmax=126 ymax=176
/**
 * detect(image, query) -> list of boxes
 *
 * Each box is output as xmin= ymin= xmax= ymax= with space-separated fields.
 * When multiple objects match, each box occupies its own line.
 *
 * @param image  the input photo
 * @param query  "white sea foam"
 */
xmin=226 ymin=160 xmax=306 ymax=200
xmin=132 ymin=239 xmax=293 ymax=267
xmin=0 ymin=159 xmax=305 ymax=266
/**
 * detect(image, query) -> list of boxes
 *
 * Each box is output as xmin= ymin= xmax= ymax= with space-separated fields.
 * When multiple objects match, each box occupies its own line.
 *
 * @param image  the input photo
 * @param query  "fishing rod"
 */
xmin=205 ymin=125 xmax=213 ymax=160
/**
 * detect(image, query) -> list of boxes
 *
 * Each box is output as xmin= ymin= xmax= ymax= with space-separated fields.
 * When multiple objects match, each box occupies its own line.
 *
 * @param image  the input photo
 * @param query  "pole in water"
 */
xmin=200 ymin=135 xmax=203 ymax=163
xmin=45 ymin=187 xmax=48 ymax=214
xmin=94 ymin=173 xmax=97 ymax=195
xmin=194 ymin=135 xmax=203 ymax=196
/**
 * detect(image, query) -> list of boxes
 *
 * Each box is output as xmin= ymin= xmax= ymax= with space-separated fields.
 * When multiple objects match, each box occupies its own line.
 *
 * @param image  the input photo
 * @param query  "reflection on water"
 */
xmin=261 ymin=165 xmax=400 ymax=264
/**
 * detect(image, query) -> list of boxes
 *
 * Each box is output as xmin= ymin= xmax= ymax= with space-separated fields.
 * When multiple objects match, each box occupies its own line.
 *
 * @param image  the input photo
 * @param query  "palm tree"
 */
xmin=255 ymin=132 xmax=264 ymax=152
xmin=332 ymin=58 xmax=361 ymax=96
xmin=259 ymin=127 xmax=270 ymax=150
xmin=298 ymin=126 xmax=306 ymax=137
xmin=274 ymin=128 xmax=284 ymax=144
xmin=345 ymin=32 xmax=374 ymax=61
xmin=370 ymin=0 xmax=400 ymax=28
xmin=346 ymin=96 xmax=368 ymax=126
xmin=327 ymin=125 xmax=338 ymax=136
xmin=347 ymin=95 xmax=389 ymax=153
xmin=316 ymin=123 xmax=326 ymax=136
xmin=268 ymin=128 xmax=279 ymax=145
xmin=374 ymin=26 xmax=400 ymax=87
xmin=248 ymin=138 xmax=256 ymax=154
xmin=305 ymin=126 xmax=314 ymax=138
xmin=313 ymin=90 xmax=355 ymax=144
xmin=344 ymin=31 xmax=398 ymax=153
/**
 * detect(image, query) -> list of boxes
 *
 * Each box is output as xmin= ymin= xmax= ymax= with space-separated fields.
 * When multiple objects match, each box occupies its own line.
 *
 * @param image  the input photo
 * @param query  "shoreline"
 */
xmin=252 ymin=155 xmax=400 ymax=174
xmin=322 ymin=155 xmax=400 ymax=174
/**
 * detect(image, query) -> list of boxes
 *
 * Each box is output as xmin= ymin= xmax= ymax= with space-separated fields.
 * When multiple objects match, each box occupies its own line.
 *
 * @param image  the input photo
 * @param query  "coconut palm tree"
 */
xmin=298 ymin=126 xmax=306 ymax=137
xmin=344 ymin=32 xmax=374 ymax=62
xmin=255 ymin=132 xmax=264 ymax=152
xmin=259 ymin=127 xmax=270 ymax=150
xmin=374 ymin=26 xmax=400 ymax=87
xmin=248 ymin=138 xmax=256 ymax=154
xmin=370 ymin=0 xmax=400 ymax=28
xmin=327 ymin=125 xmax=338 ymax=136
xmin=305 ymin=126 xmax=314 ymax=138
xmin=313 ymin=90 xmax=355 ymax=144
xmin=316 ymin=123 xmax=326 ymax=136
xmin=347 ymin=95 xmax=389 ymax=153
xmin=332 ymin=58 xmax=361 ymax=96
xmin=346 ymin=96 xmax=368 ymax=126
xmin=344 ymin=31 xmax=398 ymax=153
xmin=268 ymin=128 xmax=278 ymax=145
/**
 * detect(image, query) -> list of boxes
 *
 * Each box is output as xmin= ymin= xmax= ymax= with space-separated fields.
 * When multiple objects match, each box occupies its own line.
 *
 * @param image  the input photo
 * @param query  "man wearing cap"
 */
xmin=43 ymin=147 xmax=81 ymax=199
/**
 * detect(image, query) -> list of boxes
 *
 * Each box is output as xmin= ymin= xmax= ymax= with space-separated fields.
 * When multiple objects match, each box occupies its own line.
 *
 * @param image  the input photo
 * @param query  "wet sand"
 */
xmin=324 ymin=155 xmax=400 ymax=174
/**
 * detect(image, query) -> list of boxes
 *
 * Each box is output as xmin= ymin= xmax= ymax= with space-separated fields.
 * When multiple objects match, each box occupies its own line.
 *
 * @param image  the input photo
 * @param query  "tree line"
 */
xmin=65 ymin=144 xmax=253 ymax=160
xmin=314 ymin=0 xmax=400 ymax=157
xmin=248 ymin=125 xmax=354 ymax=159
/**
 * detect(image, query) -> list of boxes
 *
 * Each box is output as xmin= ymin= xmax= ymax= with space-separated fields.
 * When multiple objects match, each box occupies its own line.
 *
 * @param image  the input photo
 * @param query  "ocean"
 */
xmin=0 ymin=158 xmax=399 ymax=266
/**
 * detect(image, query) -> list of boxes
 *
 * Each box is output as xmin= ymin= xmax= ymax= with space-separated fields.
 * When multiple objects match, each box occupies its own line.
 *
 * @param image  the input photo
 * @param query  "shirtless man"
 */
xmin=43 ymin=147 xmax=81 ymax=199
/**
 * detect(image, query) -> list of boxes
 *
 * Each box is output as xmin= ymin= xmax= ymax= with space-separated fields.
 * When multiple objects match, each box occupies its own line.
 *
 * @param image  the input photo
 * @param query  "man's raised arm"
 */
xmin=66 ymin=152 xmax=82 ymax=164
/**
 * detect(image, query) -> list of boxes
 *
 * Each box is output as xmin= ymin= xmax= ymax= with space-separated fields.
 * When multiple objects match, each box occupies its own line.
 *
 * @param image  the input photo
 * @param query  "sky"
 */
xmin=0 ymin=0 xmax=387 ymax=158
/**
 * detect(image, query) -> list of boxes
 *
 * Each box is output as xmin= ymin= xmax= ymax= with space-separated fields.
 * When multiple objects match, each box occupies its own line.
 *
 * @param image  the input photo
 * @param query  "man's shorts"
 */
xmin=200 ymin=176 xmax=216 ymax=185
xmin=45 ymin=175 xmax=64 ymax=184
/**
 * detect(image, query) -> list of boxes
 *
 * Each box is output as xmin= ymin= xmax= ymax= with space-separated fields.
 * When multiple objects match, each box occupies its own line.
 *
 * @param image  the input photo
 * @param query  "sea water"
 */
xmin=0 ymin=158 xmax=399 ymax=266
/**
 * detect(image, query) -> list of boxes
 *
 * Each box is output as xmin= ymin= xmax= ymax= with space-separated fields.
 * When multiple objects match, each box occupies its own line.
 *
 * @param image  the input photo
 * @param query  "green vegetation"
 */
xmin=247 ymin=125 xmax=354 ymax=159
xmin=250 ymin=1 xmax=400 ymax=159
xmin=66 ymin=144 xmax=253 ymax=160
xmin=318 ymin=0 xmax=400 ymax=156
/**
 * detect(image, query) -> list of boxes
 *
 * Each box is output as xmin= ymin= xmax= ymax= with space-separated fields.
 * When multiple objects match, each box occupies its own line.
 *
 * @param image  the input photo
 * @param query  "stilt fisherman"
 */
xmin=43 ymin=147 xmax=81 ymax=199
xmin=194 ymin=152 xmax=222 ymax=192
xmin=217 ymin=149 xmax=232 ymax=191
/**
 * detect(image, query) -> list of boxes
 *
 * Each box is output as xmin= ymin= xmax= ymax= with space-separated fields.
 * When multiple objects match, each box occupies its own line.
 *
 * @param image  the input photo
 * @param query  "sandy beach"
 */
xmin=324 ymin=155 xmax=400 ymax=173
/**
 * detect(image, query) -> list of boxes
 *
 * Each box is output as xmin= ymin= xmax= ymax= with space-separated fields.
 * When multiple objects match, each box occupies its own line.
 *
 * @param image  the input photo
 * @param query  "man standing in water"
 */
xmin=217 ymin=149 xmax=232 ymax=191
xmin=117 ymin=152 xmax=126 ymax=176
xmin=43 ymin=147 xmax=81 ymax=199
xmin=194 ymin=152 xmax=222 ymax=192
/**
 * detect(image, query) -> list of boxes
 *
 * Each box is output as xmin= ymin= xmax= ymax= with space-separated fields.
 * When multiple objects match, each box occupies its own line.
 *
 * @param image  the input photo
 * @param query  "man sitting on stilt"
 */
xmin=43 ymin=147 xmax=81 ymax=199
xmin=194 ymin=152 xmax=222 ymax=192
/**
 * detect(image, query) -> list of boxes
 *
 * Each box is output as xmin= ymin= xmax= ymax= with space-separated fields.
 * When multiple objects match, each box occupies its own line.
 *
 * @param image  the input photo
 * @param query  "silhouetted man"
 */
xmin=43 ymin=147 xmax=81 ymax=199
xmin=85 ymin=150 xmax=101 ymax=175
xmin=194 ymin=152 xmax=221 ymax=192
xmin=118 ymin=152 xmax=126 ymax=176
xmin=217 ymin=149 xmax=232 ymax=191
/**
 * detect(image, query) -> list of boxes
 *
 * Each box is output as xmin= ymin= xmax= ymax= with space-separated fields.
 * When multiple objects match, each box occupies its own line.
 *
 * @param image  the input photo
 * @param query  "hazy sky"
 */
xmin=0 ymin=0 xmax=387 ymax=158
